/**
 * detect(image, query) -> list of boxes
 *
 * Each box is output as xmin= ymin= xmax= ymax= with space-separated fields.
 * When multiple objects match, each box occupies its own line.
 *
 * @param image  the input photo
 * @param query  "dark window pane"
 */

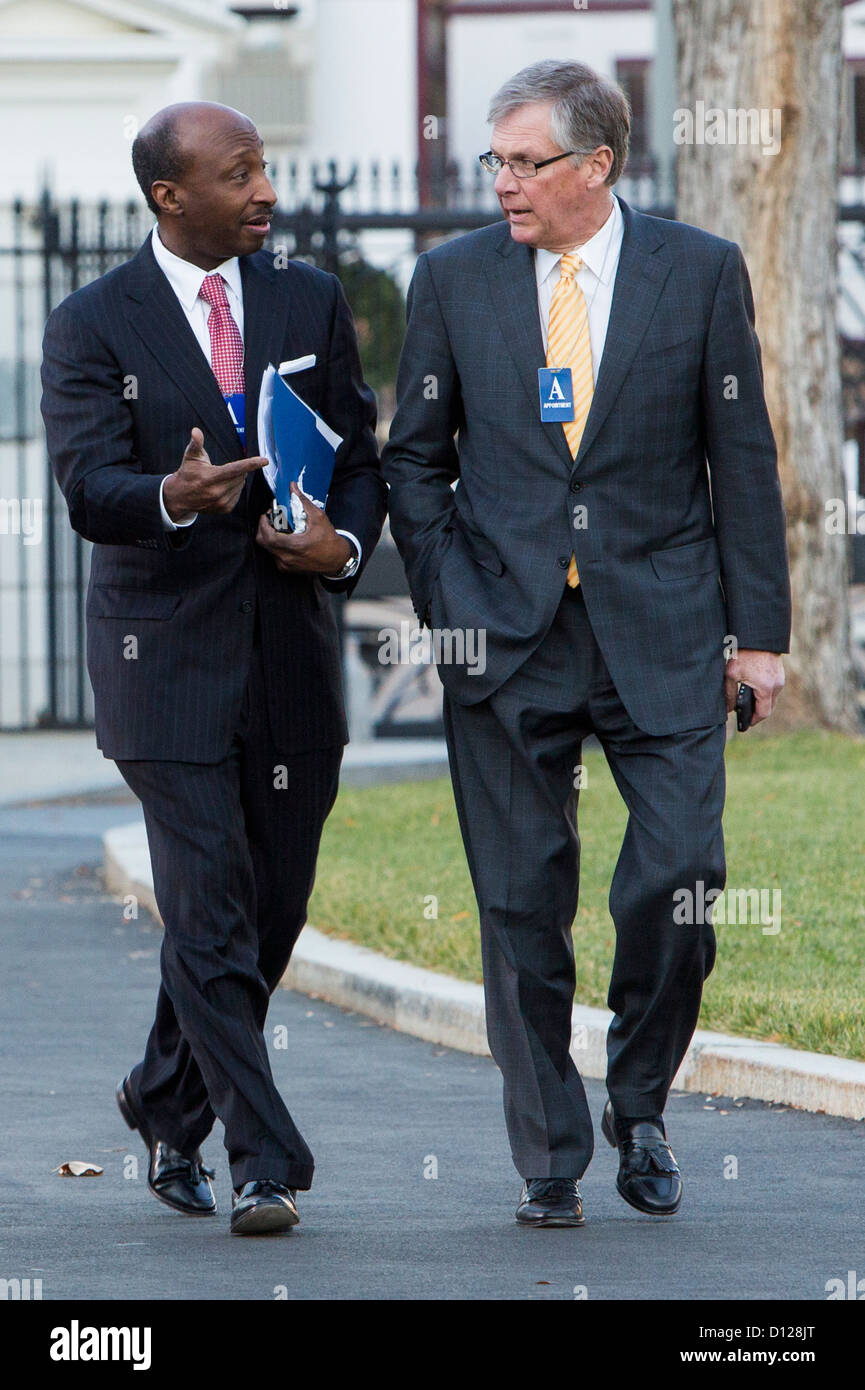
xmin=616 ymin=61 xmax=649 ymax=159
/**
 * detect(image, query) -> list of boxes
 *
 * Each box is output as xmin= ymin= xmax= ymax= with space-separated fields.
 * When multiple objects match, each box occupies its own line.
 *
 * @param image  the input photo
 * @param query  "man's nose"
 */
xmin=257 ymin=175 xmax=278 ymax=207
xmin=494 ymin=164 xmax=520 ymax=198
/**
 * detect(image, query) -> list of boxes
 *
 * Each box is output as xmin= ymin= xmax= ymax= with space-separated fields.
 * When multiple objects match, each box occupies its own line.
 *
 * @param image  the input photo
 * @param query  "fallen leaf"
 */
xmin=54 ymin=1161 xmax=104 ymax=1177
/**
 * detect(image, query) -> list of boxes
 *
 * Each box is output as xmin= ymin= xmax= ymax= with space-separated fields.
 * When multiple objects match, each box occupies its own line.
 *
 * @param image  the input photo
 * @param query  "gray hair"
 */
xmin=487 ymin=60 xmax=630 ymax=185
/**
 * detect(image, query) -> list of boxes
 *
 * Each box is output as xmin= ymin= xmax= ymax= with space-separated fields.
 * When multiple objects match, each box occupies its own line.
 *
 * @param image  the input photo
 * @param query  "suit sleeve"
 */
xmin=380 ymin=252 xmax=463 ymax=622
xmin=701 ymin=243 xmax=792 ymax=653
xmin=40 ymin=300 xmax=189 ymax=552
xmin=318 ymin=275 xmax=387 ymax=596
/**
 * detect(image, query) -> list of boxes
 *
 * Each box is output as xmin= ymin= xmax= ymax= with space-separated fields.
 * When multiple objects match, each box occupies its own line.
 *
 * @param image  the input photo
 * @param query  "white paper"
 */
xmin=278 ymin=354 xmax=316 ymax=375
xmin=257 ymin=362 xmax=278 ymax=494
xmin=315 ymin=415 xmax=342 ymax=452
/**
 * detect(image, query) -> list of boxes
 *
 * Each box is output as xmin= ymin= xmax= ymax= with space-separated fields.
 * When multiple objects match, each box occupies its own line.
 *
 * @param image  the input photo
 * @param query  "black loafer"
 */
xmin=515 ymin=1177 xmax=585 ymax=1227
xmin=116 ymin=1075 xmax=216 ymax=1217
xmin=602 ymin=1101 xmax=682 ymax=1215
xmin=230 ymin=1180 xmax=299 ymax=1236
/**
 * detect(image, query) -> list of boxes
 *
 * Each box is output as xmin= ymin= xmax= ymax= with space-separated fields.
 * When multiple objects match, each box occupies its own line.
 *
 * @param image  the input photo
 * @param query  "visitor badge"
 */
xmin=538 ymin=367 xmax=574 ymax=422
xmin=224 ymin=392 xmax=246 ymax=442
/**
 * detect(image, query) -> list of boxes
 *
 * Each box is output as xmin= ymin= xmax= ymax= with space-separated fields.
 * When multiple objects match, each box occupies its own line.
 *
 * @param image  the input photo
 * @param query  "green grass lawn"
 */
xmin=308 ymin=730 xmax=865 ymax=1060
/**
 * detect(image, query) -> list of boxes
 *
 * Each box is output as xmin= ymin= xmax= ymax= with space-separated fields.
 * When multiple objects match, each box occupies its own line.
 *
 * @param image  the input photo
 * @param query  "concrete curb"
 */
xmin=104 ymin=821 xmax=865 ymax=1123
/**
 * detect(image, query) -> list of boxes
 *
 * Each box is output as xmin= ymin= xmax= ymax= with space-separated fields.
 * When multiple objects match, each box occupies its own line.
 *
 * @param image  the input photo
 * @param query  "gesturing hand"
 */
xmin=162 ymin=428 xmax=266 ymax=521
xmin=255 ymin=482 xmax=353 ymax=575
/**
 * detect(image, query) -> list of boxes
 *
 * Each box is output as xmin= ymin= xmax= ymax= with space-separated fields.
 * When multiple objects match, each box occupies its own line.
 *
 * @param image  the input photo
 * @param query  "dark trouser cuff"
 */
xmin=230 ymin=1161 xmax=314 ymax=1192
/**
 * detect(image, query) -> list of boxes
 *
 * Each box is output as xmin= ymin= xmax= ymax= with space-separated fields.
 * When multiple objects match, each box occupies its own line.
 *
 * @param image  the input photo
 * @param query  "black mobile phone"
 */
xmin=735 ymin=682 xmax=756 ymax=732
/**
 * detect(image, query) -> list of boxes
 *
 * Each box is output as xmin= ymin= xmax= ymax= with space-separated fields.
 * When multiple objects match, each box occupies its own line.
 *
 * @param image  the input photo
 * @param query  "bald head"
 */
xmin=132 ymin=103 xmax=258 ymax=216
xmin=130 ymin=100 xmax=276 ymax=270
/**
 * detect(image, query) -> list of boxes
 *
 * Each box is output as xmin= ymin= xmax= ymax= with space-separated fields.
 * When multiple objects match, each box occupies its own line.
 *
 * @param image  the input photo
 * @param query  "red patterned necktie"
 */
xmin=198 ymin=273 xmax=245 ymax=395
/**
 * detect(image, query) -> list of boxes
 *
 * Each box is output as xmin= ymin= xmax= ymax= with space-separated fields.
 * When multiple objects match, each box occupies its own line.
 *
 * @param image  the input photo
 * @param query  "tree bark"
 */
xmin=672 ymin=0 xmax=858 ymax=730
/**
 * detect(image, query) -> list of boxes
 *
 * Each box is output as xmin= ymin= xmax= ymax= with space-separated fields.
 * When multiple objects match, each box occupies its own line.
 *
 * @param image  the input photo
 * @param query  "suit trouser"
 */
xmin=116 ymin=635 xmax=342 ymax=1190
xmin=442 ymin=584 xmax=726 ymax=1180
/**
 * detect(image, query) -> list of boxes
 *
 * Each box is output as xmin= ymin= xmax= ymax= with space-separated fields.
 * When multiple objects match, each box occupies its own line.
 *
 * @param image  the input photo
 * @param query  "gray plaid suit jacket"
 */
xmin=382 ymin=196 xmax=791 ymax=736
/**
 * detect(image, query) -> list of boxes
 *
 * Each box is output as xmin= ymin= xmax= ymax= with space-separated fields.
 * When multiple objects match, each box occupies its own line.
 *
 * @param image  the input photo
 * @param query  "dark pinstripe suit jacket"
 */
xmin=382 ymin=197 xmax=792 ymax=736
xmin=41 ymin=238 xmax=386 ymax=761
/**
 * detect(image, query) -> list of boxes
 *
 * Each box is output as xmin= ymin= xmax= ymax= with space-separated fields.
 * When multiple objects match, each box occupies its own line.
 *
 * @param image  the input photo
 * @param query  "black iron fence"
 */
xmin=0 ymin=164 xmax=517 ymax=732
xmin=1 ymin=163 xmax=863 ymax=731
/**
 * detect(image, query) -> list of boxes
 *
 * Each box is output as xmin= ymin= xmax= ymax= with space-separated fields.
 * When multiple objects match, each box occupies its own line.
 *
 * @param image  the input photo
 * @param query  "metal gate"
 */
xmin=0 ymin=168 xmax=504 ymax=730
xmin=11 ymin=165 xmax=861 ymax=730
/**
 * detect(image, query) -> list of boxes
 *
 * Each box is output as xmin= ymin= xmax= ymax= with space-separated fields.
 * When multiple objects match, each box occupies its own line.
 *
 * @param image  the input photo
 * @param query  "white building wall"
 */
xmin=0 ymin=0 xmax=244 ymax=201
xmin=307 ymin=0 xmax=416 ymax=171
xmin=844 ymin=0 xmax=865 ymax=59
xmin=447 ymin=9 xmax=655 ymax=174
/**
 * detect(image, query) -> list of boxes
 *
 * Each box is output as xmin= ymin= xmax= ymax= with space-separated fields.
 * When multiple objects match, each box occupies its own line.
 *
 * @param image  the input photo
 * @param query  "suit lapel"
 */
xmin=485 ymin=198 xmax=671 ymax=472
xmin=240 ymin=253 xmax=292 ymax=456
xmin=124 ymin=239 xmax=243 ymax=461
xmin=485 ymin=229 xmax=575 ymax=465
xmin=485 ymin=228 xmax=545 ymax=404
xmin=572 ymin=197 xmax=671 ymax=468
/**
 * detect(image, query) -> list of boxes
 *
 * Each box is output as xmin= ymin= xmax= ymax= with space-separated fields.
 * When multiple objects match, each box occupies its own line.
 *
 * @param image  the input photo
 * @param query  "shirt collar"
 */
xmin=151 ymin=226 xmax=243 ymax=311
xmin=536 ymin=194 xmax=622 ymax=287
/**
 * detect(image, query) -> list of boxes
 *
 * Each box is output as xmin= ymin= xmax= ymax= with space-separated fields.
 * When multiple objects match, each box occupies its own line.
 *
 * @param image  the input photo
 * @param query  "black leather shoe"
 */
xmin=116 ymin=1075 xmax=216 ymax=1217
xmin=230 ymin=1180 xmax=299 ymax=1236
xmin=515 ymin=1178 xmax=585 ymax=1227
xmin=602 ymin=1101 xmax=682 ymax=1215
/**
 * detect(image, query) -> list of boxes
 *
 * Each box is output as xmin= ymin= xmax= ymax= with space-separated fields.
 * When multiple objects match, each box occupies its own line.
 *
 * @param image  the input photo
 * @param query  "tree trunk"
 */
xmin=672 ymin=0 xmax=858 ymax=731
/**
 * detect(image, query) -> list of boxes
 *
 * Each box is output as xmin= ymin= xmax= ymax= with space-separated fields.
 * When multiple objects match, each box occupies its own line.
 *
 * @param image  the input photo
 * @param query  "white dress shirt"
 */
xmin=535 ymin=193 xmax=624 ymax=380
xmin=150 ymin=227 xmax=360 ymax=578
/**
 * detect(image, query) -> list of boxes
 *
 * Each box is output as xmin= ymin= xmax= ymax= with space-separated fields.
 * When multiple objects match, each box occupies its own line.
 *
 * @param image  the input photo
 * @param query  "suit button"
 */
xmin=558 ymin=556 xmax=570 ymax=568
xmin=240 ymin=600 xmax=254 ymax=613
xmin=570 ymin=478 xmax=584 ymax=493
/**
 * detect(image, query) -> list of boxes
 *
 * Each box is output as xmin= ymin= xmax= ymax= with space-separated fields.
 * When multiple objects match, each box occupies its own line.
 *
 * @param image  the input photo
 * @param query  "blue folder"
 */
xmin=258 ymin=364 xmax=342 ymax=527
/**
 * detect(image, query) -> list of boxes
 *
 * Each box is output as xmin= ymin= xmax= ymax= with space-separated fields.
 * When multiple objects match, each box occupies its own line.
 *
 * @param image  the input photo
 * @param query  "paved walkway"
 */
xmin=0 ymin=731 xmax=448 ymax=808
xmin=1 ymin=795 xmax=862 ymax=1301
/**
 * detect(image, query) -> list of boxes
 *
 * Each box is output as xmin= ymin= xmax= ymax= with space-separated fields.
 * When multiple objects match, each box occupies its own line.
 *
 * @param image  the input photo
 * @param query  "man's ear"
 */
xmin=584 ymin=146 xmax=614 ymax=189
xmin=151 ymin=181 xmax=182 ymax=217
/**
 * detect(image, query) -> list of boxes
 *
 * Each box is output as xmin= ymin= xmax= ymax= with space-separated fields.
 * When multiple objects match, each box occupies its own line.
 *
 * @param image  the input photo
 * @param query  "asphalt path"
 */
xmin=1 ymin=796 xmax=862 ymax=1302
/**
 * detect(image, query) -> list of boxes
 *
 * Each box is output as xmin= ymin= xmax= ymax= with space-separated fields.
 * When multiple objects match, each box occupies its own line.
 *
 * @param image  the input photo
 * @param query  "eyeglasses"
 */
xmin=478 ymin=149 xmax=582 ymax=179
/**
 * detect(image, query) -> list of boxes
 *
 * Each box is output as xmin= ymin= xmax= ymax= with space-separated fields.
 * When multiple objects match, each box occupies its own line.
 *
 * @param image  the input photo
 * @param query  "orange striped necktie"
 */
xmin=546 ymin=252 xmax=593 ymax=588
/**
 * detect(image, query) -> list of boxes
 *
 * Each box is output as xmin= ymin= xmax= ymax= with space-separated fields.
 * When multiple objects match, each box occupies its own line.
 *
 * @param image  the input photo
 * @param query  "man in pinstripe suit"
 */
xmin=383 ymin=62 xmax=791 ymax=1226
xmin=41 ymin=102 xmax=386 ymax=1235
